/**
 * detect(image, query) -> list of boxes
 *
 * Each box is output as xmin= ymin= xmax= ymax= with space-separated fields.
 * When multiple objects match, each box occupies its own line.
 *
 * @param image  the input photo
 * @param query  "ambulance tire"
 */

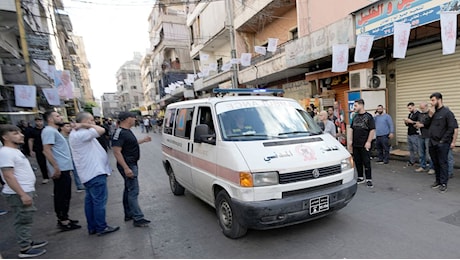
xmin=167 ymin=167 xmax=185 ymax=195
xmin=215 ymin=190 xmax=247 ymax=239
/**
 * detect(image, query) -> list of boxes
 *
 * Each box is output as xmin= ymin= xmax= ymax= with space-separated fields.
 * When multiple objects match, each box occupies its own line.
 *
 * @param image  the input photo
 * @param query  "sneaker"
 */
xmin=18 ymin=248 xmax=46 ymax=258
xmin=124 ymin=216 xmax=133 ymax=222
xmin=439 ymin=184 xmax=447 ymax=193
xmin=76 ymin=189 xmax=85 ymax=193
xmin=97 ymin=226 xmax=120 ymax=236
xmin=366 ymin=180 xmax=374 ymax=188
xmin=356 ymin=177 xmax=365 ymax=184
xmin=30 ymin=241 xmax=48 ymax=249
xmin=428 ymin=169 xmax=435 ymax=175
xmin=133 ymin=219 xmax=151 ymax=227
xmin=415 ymin=167 xmax=425 ymax=172
xmin=41 ymin=179 xmax=49 ymax=184
xmin=58 ymin=221 xmax=82 ymax=231
xmin=0 ymin=210 xmax=8 ymax=216
xmin=407 ymin=161 xmax=414 ymax=166
xmin=431 ymin=182 xmax=441 ymax=189
xmin=376 ymin=161 xmax=384 ymax=165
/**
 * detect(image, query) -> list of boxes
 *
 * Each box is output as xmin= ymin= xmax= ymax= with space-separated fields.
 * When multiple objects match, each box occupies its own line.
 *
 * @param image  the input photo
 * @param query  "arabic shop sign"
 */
xmin=355 ymin=0 xmax=459 ymax=39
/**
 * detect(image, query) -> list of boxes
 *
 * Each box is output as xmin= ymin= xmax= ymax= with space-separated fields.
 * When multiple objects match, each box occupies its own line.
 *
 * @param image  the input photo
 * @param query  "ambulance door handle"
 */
xmin=190 ymin=142 xmax=194 ymax=153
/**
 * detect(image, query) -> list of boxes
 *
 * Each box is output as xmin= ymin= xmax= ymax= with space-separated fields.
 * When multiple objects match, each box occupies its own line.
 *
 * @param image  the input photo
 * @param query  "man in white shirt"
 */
xmin=0 ymin=125 xmax=47 ymax=258
xmin=69 ymin=112 xmax=119 ymax=236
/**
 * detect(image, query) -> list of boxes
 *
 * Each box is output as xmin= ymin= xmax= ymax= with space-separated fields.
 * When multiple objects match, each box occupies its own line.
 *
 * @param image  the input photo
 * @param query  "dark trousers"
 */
xmin=35 ymin=151 xmax=49 ymax=180
xmin=429 ymin=143 xmax=450 ymax=185
xmin=53 ymin=171 xmax=72 ymax=221
xmin=376 ymin=135 xmax=390 ymax=163
xmin=353 ymin=146 xmax=372 ymax=180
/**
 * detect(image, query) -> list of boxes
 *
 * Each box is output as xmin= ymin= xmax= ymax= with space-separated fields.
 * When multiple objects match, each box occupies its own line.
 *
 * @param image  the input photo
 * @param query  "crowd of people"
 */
xmin=0 ymin=111 xmax=153 ymax=258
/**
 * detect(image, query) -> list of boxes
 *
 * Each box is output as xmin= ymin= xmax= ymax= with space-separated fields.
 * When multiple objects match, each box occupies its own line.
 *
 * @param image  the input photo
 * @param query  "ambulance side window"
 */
xmin=197 ymin=106 xmax=215 ymax=134
xmin=163 ymin=108 xmax=176 ymax=135
xmin=174 ymin=107 xmax=194 ymax=139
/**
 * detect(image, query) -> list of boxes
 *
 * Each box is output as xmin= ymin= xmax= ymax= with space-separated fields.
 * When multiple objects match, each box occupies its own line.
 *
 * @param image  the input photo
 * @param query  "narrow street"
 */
xmin=1 ymin=127 xmax=460 ymax=258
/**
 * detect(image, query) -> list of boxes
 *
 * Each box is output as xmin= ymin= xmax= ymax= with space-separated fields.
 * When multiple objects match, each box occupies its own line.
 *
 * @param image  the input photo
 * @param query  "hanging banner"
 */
xmin=393 ymin=22 xmax=411 ymax=59
xmin=14 ymin=85 xmax=36 ymax=108
xmin=267 ymin=38 xmax=279 ymax=52
xmin=187 ymin=74 xmax=195 ymax=83
xmin=440 ymin=11 xmax=457 ymax=55
xmin=221 ymin=62 xmax=232 ymax=72
xmin=54 ymin=70 xmax=74 ymax=99
xmin=354 ymin=34 xmax=374 ymax=62
xmin=255 ymin=46 xmax=267 ymax=55
xmin=42 ymin=88 xmax=60 ymax=106
xmin=332 ymin=44 xmax=349 ymax=72
xmin=240 ymin=53 xmax=252 ymax=66
xmin=209 ymin=63 xmax=218 ymax=71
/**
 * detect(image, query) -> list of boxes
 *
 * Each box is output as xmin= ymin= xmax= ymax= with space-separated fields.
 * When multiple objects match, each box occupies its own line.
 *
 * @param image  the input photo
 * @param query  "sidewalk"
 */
xmin=390 ymin=147 xmax=460 ymax=169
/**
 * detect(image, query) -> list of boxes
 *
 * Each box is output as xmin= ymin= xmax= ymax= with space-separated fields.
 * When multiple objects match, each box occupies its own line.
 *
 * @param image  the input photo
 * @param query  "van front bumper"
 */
xmin=231 ymin=180 xmax=357 ymax=230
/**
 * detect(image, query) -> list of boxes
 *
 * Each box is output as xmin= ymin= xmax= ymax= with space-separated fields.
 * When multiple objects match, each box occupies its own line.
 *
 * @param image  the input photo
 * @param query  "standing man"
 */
xmin=415 ymin=102 xmax=435 ymax=173
xmin=69 ymin=112 xmax=119 ymax=236
xmin=27 ymin=117 xmax=50 ymax=184
xmin=349 ymin=99 xmax=376 ymax=188
xmin=59 ymin=122 xmax=85 ymax=192
xmin=425 ymin=92 xmax=457 ymax=193
xmin=112 ymin=112 xmax=152 ymax=227
xmin=374 ymin=105 xmax=394 ymax=165
xmin=41 ymin=110 xmax=81 ymax=231
xmin=318 ymin=111 xmax=337 ymax=137
xmin=404 ymin=102 xmax=420 ymax=166
xmin=0 ymin=125 xmax=48 ymax=258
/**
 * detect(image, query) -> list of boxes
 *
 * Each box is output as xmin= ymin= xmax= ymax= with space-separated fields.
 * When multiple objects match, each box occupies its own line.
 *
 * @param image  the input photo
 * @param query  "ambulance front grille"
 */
xmin=279 ymin=164 xmax=341 ymax=184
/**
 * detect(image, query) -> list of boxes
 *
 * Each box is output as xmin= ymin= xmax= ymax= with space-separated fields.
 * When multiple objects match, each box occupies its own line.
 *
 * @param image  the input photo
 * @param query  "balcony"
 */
xmin=234 ymin=0 xmax=296 ymax=32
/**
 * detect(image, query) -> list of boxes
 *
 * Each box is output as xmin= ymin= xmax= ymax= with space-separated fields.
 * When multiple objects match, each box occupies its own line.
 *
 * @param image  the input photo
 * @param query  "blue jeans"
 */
xmin=418 ymin=137 xmax=433 ymax=170
xmin=3 ymin=191 xmax=37 ymax=249
xmin=117 ymin=164 xmax=144 ymax=221
xmin=407 ymin=135 xmax=419 ymax=164
xmin=376 ymin=135 xmax=390 ymax=163
xmin=448 ymin=149 xmax=454 ymax=177
xmin=429 ymin=143 xmax=450 ymax=185
xmin=84 ymin=174 xmax=108 ymax=233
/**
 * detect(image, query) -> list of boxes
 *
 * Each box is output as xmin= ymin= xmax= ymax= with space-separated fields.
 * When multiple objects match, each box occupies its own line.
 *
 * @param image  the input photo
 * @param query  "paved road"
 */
xmin=1 ymin=127 xmax=460 ymax=258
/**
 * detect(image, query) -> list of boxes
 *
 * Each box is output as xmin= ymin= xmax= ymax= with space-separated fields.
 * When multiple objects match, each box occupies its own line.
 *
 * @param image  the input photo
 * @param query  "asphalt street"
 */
xmin=1 ymin=127 xmax=460 ymax=258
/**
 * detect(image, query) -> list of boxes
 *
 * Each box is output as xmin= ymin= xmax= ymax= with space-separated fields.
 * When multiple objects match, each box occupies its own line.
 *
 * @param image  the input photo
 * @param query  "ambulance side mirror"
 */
xmin=194 ymin=124 xmax=216 ymax=145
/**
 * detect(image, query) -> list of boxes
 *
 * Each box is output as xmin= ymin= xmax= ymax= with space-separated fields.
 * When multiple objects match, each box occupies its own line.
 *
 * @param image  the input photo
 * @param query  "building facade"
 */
xmin=101 ymin=92 xmax=119 ymax=119
xmin=116 ymin=52 xmax=144 ymax=112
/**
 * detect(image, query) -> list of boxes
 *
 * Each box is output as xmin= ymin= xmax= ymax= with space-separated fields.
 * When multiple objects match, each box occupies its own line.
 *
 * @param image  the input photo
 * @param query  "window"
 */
xmin=290 ymin=27 xmax=298 ymax=40
xmin=174 ymin=107 xmax=194 ymax=139
xmin=163 ymin=108 xmax=176 ymax=135
xmin=131 ymin=85 xmax=137 ymax=90
xmin=217 ymin=58 xmax=223 ymax=72
xmin=197 ymin=106 xmax=215 ymax=135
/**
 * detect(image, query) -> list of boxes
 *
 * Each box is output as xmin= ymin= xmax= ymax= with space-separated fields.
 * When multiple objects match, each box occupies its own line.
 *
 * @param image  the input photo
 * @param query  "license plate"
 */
xmin=309 ymin=195 xmax=329 ymax=215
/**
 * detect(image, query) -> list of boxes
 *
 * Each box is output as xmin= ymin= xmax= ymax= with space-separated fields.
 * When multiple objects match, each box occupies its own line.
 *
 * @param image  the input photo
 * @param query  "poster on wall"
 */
xmin=54 ymin=70 xmax=74 ymax=99
xmin=14 ymin=85 xmax=36 ymax=108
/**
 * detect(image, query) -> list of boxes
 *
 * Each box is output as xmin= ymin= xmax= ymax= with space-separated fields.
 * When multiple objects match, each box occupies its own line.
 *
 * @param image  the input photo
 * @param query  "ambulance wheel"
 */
xmin=215 ymin=190 xmax=247 ymax=239
xmin=167 ymin=167 xmax=185 ymax=195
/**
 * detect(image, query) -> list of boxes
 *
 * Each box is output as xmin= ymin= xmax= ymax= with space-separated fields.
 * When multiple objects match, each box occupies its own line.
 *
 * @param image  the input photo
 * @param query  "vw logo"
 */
xmin=312 ymin=169 xmax=320 ymax=178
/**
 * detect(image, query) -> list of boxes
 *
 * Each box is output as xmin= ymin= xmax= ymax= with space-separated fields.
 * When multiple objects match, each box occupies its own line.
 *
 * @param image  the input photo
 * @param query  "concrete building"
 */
xmin=101 ymin=92 xmax=119 ymax=119
xmin=116 ymin=52 xmax=144 ymax=111
xmin=71 ymin=35 xmax=94 ymax=102
xmin=148 ymin=2 xmax=195 ymax=108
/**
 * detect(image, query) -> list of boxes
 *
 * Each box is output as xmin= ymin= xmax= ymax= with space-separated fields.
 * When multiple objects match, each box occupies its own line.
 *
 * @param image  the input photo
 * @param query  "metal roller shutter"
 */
xmin=395 ymin=43 xmax=460 ymax=145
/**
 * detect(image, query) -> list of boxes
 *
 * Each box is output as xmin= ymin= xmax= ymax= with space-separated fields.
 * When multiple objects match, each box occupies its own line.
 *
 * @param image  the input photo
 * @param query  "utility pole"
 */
xmin=15 ymin=0 xmax=37 ymax=112
xmin=225 ymin=0 xmax=238 ymax=89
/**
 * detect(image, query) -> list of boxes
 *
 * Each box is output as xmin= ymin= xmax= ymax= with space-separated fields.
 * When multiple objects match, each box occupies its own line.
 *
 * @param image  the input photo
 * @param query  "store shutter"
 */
xmin=395 ymin=43 xmax=460 ymax=145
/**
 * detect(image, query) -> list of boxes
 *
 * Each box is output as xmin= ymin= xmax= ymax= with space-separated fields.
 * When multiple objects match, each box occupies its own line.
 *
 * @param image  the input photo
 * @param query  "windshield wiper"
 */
xmin=227 ymin=133 xmax=268 ymax=138
xmin=278 ymin=131 xmax=311 ymax=136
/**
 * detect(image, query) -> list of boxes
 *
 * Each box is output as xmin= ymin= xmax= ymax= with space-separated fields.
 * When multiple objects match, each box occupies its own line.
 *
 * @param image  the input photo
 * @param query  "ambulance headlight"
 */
xmin=341 ymin=157 xmax=353 ymax=171
xmin=253 ymin=171 xmax=279 ymax=187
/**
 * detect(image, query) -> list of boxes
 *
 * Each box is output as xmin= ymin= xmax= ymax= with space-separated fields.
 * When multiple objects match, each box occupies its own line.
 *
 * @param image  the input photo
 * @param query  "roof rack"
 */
xmin=212 ymin=88 xmax=284 ymax=95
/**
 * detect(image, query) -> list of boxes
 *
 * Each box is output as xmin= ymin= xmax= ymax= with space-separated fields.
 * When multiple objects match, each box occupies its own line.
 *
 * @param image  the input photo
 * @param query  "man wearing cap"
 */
xmin=112 ymin=112 xmax=152 ymax=227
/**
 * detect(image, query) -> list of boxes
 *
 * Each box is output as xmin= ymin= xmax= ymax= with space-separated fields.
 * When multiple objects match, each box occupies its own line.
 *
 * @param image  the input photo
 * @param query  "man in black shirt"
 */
xmin=404 ymin=102 xmax=420 ymax=166
xmin=112 ymin=112 xmax=152 ymax=227
xmin=425 ymin=92 xmax=457 ymax=193
xmin=27 ymin=117 xmax=50 ymax=184
xmin=349 ymin=99 xmax=376 ymax=188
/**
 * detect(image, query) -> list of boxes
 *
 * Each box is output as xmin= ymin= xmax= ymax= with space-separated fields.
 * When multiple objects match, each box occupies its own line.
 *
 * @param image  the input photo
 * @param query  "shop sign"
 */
xmin=355 ymin=0 xmax=459 ymax=39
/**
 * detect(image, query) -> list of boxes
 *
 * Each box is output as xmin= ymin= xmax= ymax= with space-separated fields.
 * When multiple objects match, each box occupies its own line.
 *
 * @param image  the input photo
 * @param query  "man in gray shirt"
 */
xmin=42 ymin=110 xmax=81 ymax=231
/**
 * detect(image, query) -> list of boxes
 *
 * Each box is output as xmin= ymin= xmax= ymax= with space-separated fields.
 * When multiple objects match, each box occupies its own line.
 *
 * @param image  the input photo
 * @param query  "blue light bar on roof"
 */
xmin=212 ymin=88 xmax=284 ymax=94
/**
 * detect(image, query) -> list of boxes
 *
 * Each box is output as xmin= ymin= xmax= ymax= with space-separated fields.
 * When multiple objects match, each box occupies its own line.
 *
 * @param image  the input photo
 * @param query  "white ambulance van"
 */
xmin=161 ymin=89 xmax=356 ymax=238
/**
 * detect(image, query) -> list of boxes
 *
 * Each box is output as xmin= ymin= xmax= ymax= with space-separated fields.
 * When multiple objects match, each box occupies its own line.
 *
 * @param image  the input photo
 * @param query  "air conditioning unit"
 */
xmin=349 ymin=69 xmax=372 ymax=90
xmin=368 ymin=74 xmax=386 ymax=89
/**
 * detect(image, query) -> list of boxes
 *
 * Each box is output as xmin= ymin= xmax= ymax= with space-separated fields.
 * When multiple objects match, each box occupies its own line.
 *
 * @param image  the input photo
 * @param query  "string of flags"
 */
xmin=332 ymin=11 xmax=458 ymax=72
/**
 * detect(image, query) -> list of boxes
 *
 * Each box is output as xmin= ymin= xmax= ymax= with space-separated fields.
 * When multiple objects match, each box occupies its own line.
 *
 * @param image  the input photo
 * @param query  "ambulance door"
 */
xmin=191 ymin=106 xmax=217 ymax=203
xmin=170 ymin=106 xmax=195 ymax=191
